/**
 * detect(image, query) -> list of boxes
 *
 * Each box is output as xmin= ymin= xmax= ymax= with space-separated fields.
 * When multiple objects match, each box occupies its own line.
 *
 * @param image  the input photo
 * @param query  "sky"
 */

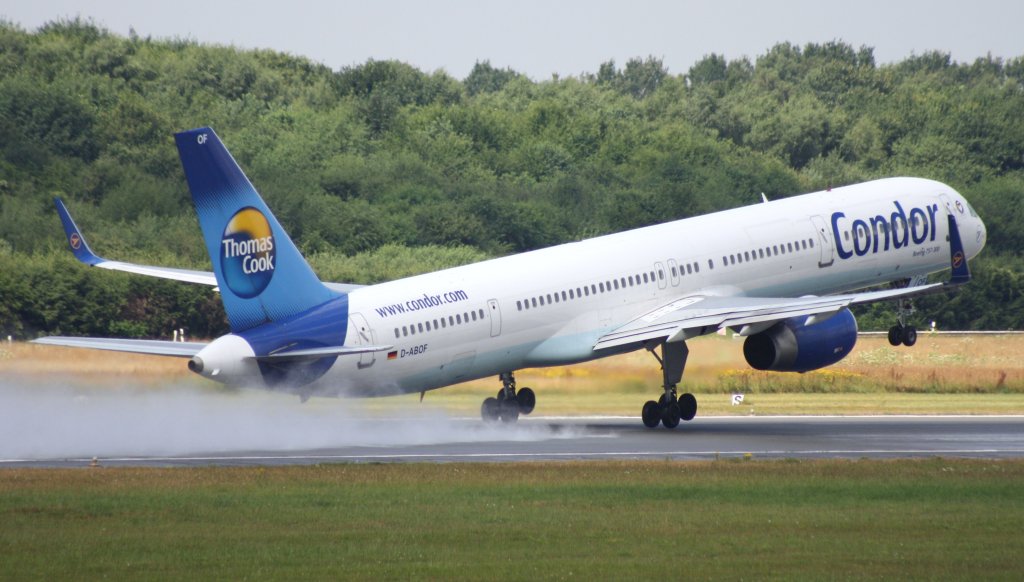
xmin=4 ymin=0 xmax=1024 ymax=79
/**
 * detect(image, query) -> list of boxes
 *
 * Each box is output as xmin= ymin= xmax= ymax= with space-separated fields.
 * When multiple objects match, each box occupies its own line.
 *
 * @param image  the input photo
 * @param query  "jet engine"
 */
xmin=742 ymin=308 xmax=858 ymax=373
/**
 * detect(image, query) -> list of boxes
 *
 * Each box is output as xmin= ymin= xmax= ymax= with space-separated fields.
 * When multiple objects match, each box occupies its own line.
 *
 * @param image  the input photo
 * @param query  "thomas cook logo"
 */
xmin=220 ymin=207 xmax=275 ymax=298
xmin=952 ymin=251 xmax=965 ymax=269
xmin=69 ymin=233 xmax=81 ymax=250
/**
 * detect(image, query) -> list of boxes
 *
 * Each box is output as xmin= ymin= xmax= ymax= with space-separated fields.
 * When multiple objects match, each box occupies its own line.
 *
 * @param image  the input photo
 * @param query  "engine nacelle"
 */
xmin=742 ymin=308 xmax=858 ymax=372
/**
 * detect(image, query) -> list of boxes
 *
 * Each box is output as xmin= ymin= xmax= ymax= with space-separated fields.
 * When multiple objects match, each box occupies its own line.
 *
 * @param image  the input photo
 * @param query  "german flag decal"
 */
xmin=387 ymin=351 xmax=398 ymax=360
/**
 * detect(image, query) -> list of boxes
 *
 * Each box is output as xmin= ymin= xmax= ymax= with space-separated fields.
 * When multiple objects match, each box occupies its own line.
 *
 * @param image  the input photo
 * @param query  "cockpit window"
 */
xmin=965 ymin=201 xmax=978 ymax=218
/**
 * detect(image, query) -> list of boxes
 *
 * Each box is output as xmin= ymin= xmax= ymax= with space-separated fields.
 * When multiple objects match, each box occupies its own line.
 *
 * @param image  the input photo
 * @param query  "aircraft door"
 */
xmin=349 ymin=312 xmax=376 ymax=369
xmin=487 ymin=299 xmax=502 ymax=337
xmin=667 ymin=259 xmax=680 ymax=287
xmin=655 ymin=262 xmax=668 ymax=289
xmin=810 ymin=215 xmax=835 ymax=268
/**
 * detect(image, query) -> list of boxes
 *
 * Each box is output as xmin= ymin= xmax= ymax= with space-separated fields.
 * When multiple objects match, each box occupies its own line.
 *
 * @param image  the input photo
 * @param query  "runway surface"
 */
xmin=4 ymin=415 xmax=1024 ymax=468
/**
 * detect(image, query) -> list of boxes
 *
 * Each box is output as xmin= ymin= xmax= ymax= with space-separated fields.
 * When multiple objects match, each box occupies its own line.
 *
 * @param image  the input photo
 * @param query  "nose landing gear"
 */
xmin=888 ymin=298 xmax=918 ymax=347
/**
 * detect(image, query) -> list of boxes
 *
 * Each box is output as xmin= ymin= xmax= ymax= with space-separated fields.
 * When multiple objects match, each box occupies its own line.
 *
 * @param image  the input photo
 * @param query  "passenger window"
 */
xmin=658 ymin=270 xmax=664 ymax=280
xmin=441 ymin=318 xmax=447 ymax=328
xmin=418 ymin=323 xmax=424 ymax=333
xmin=394 ymin=328 xmax=400 ymax=338
xmin=671 ymin=266 xmax=678 ymax=277
xmin=629 ymin=276 xmax=635 ymax=286
xmin=643 ymin=273 xmax=649 ymax=283
xmin=456 ymin=314 xmax=462 ymax=324
xmin=591 ymin=284 xmax=597 ymax=294
xmin=809 ymin=238 xmax=815 ymax=248
xmin=539 ymin=296 xmax=545 ymax=306
xmin=694 ymin=262 xmax=699 ymax=273
xmin=426 ymin=321 xmax=431 ymax=331
xmin=531 ymin=298 xmax=538 ymax=308
xmin=562 ymin=291 xmax=568 ymax=301
xmin=448 ymin=316 xmax=455 ymax=326
xmin=517 ymin=300 xmax=522 ymax=311
xmin=686 ymin=264 xmax=692 ymax=274
xmin=708 ymin=259 xmax=714 ymax=270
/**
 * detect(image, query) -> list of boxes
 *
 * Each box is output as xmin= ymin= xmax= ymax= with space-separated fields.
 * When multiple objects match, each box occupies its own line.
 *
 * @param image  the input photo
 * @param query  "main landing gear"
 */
xmin=888 ymin=298 xmax=918 ymax=347
xmin=481 ymin=372 xmax=536 ymax=423
xmin=641 ymin=341 xmax=698 ymax=429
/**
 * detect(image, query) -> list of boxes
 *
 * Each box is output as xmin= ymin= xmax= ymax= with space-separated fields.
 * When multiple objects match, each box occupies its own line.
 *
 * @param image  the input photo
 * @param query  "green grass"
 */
xmin=2 ymin=460 xmax=1023 ymax=580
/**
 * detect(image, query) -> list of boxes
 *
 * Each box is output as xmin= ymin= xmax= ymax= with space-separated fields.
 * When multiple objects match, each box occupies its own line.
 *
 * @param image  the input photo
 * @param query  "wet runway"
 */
xmin=4 ymin=415 xmax=1024 ymax=468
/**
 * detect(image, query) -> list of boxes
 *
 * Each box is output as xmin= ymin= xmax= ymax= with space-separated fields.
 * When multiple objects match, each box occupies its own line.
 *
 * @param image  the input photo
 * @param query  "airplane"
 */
xmin=36 ymin=127 xmax=987 ymax=428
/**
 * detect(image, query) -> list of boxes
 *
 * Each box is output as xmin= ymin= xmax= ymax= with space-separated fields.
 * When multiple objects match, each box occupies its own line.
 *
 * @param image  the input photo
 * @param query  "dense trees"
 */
xmin=2 ymin=19 xmax=1023 ymax=338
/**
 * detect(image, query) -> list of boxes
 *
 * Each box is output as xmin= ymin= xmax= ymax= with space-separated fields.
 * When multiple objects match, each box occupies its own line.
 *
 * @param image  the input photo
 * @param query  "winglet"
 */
xmin=54 ymin=198 xmax=103 ymax=266
xmin=947 ymin=213 xmax=971 ymax=285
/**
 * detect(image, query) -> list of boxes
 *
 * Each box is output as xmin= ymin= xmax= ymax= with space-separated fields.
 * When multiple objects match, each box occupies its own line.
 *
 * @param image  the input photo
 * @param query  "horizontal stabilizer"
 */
xmin=53 ymin=198 xmax=365 ymax=292
xmin=253 ymin=344 xmax=394 ymax=363
xmin=32 ymin=336 xmax=207 ymax=357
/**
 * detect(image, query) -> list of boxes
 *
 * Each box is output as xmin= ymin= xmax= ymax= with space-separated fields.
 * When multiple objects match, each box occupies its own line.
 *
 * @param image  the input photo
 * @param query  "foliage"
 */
xmin=2 ymin=19 xmax=1023 ymax=337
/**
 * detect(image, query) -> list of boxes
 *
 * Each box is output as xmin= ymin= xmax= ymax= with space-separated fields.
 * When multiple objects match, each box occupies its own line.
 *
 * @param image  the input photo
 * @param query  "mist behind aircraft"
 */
xmin=0 ymin=378 xmax=582 ymax=460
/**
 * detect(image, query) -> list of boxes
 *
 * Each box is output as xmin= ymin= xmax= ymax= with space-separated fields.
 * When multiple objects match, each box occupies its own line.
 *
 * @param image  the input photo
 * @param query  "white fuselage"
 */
xmin=314 ymin=178 xmax=985 ymax=396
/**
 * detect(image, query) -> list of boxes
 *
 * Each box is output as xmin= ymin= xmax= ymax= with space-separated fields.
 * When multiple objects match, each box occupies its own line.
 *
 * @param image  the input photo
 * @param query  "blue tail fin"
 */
xmin=175 ymin=127 xmax=336 ymax=332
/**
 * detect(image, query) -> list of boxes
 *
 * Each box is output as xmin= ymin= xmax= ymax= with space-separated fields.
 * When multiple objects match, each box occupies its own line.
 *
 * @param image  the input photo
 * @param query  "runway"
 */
xmin=4 ymin=415 xmax=1024 ymax=468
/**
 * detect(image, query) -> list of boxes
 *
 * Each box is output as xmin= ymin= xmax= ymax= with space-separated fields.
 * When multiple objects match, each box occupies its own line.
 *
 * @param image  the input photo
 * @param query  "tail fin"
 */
xmin=175 ymin=127 xmax=336 ymax=332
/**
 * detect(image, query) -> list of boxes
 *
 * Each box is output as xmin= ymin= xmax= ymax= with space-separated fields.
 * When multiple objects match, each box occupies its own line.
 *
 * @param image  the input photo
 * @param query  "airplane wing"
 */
xmin=32 ymin=336 xmax=208 ymax=357
xmin=595 ymin=214 xmax=971 ymax=352
xmin=54 ymin=198 xmax=363 ymax=292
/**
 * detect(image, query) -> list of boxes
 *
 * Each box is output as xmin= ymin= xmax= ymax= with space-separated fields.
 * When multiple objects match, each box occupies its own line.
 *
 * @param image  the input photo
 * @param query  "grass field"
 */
xmin=1 ymin=459 xmax=1022 ymax=580
xmin=3 ymin=334 xmax=1024 ymax=416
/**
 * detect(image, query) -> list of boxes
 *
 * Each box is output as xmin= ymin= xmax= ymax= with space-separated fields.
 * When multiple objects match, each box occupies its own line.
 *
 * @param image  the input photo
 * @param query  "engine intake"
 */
xmin=742 ymin=308 xmax=858 ymax=372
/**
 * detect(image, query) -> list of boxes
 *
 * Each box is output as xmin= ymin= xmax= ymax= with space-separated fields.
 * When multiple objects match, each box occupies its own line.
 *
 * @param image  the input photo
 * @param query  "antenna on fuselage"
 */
xmin=760 ymin=192 xmax=769 ymax=203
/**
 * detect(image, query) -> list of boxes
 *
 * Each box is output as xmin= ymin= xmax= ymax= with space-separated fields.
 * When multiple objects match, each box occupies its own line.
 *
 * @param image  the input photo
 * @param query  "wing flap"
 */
xmin=595 ymin=282 xmax=950 ymax=352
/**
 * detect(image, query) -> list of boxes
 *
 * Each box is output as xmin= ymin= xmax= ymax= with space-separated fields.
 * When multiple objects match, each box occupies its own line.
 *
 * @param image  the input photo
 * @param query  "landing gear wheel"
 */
xmin=661 ymin=401 xmax=681 ymax=429
xmin=517 ymin=387 xmax=536 ymax=415
xmin=481 ymin=397 xmax=500 ymax=423
xmin=641 ymin=400 xmax=661 ymax=428
xmin=888 ymin=325 xmax=902 ymax=347
xmin=496 ymin=389 xmax=506 ymax=401
xmin=901 ymin=325 xmax=918 ymax=347
xmin=499 ymin=400 xmax=520 ymax=423
xmin=678 ymin=392 xmax=698 ymax=421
